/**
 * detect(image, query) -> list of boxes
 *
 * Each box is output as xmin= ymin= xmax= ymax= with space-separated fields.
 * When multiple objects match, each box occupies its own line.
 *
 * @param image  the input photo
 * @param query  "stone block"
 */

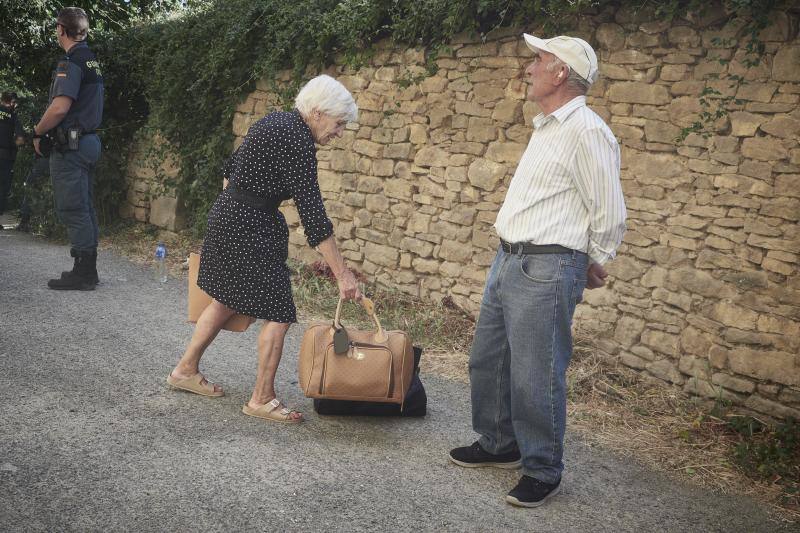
xmin=414 ymin=146 xmax=451 ymax=167
xmin=384 ymin=179 xmax=413 ymax=200
xmin=355 ymin=225 xmax=387 ymax=245
xmin=712 ymin=373 xmax=756 ymax=393
xmin=364 ymin=242 xmax=398 ymax=267
xmin=412 ymin=258 xmax=439 ymax=274
xmin=596 ymin=23 xmax=626 ymax=50
xmin=400 ymin=237 xmax=434 ymax=258
xmin=668 ymin=26 xmax=700 ymax=46
xmin=709 ymin=302 xmax=758 ymax=330
xmin=614 ymin=315 xmax=646 ymax=347
xmin=646 ymin=358 xmax=685 ymax=384
xmin=746 ymin=395 xmax=800 ymax=420
xmin=772 ymin=45 xmax=800 ymax=82
xmin=680 ymin=326 xmax=713 ymax=356
xmin=467 ymin=159 xmax=507 ymax=191
xmin=609 ymin=50 xmax=656 ymax=65
xmin=466 ymin=118 xmax=498 ymax=143
xmin=485 ymin=141 xmax=526 ymax=164
xmin=439 ymin=239 xmax=473 ymax=263
xmin=491 ymin=100 xmax=523 ymax=123
xmin=760 ymin=116 xmax=800 ymax=139
xmin=736 ymin=83 xmax=778 ymax=103
xmin=683 ymin=378 xmax=717 ymax=398
xmin=456 ymin=42 xmax=498 ymax=58
xmin=454 ymin=101 xmax=492 ymax=118
xmin=746 ymin=233 xmax=799 ymax=253
xmin=620 ymin=352 xmax=650 ymax=370
xmin=608 ymin=82 xmax=670 ymax=105
xmin=760 ymin=197 xmax=800 ymax=221
xmin=728 ymin=346 xmax=800 ymax=386
xmin=667 ymin=268 xmax=736 ymax=299
xmin=365 ymin=193 xmax=389 ymax=213
xmin=668 ymin=96 xmax=703 ymax=126
xmin=473 ymin=83 xmax=505 ymax=104
xmin=774 ymin=174 xmax=800 ymax=198
xmin=440 ymin=204 xmax=476 ymax=226
xmin=330 ymin=150 xmax=356 ymax=172
xmin=353 ymin=139 xmax=383 ymax=158
xmin=652 ymin=288 xmax=693 ymax=312
xmin=626 ymin=152 xmax=685 ymax=182
xmin=149 ymin=195 xmax=186 ymax=231
xmin=641 ymin=329 xmax=680 ymax=357
xmin=644 ymin=120 xmax=680 ymax=144
xmin=762 ymin=257 xmax=794 ymax=276
xmin=679 ymin=355 xmax=710 ymax=379
xmin=382 ymin=142 xmax=411 ymax=159
xmin=373 ymin=159 xmax=395 ymax=177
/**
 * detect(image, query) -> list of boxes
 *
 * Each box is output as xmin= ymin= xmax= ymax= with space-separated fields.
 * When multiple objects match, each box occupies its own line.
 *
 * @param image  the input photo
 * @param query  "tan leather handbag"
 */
xmin=298 ymin=297 xmax=414 ymax=405
xmin=187 ymin=253 xmax=255 ymax=332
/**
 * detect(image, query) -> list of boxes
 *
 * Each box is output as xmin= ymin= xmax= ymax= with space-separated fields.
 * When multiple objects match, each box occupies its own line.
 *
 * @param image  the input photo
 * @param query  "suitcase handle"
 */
xmin=333 ymin=297 xmax=388 ymax=343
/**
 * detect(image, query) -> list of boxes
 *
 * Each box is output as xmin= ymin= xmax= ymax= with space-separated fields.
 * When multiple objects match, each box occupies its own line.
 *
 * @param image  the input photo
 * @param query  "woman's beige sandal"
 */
xmin=166 ymin=372 xmax=224 ymax=397
xmin=242 ymin=398 xmax=303 ymax=423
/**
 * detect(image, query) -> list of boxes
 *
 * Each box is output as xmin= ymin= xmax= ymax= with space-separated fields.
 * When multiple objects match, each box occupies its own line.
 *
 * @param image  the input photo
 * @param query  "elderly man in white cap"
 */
xmin=449 ymin=34 xmax=627 ymax=507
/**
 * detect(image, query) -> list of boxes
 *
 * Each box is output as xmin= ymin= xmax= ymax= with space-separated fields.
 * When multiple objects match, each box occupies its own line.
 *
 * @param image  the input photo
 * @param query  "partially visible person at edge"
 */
xmin=449 ymin=34 xmax=627 ymax=508
xmin=32 ymin=7 xmax=103 ymax=290
xmin=167 ymin=75 xmax=361 ymax=424
xmin=0 ymin=91 xmax=26 ymax=223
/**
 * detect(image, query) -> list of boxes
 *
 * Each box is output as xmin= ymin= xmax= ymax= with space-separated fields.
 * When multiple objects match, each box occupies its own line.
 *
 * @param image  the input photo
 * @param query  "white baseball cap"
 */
xmin=523 ymin=34 xmax=598 ymax=83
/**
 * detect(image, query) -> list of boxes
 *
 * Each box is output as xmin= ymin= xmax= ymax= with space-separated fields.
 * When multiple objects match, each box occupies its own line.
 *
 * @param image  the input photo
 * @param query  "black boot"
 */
xmin=60 ymin=248 xmax=99 ymax=285
xmin=48 ymin=250 xmax=97 ymax=291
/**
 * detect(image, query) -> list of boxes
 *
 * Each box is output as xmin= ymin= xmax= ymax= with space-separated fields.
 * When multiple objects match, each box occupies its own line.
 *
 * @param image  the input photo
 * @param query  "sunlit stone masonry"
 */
xmin=125 ymin=3 xmax=800 ymax=418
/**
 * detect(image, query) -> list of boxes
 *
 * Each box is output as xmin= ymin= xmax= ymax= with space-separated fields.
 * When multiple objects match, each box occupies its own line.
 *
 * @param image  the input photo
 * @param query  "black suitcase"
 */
xmin=312 ymin=346 xmax=427 ymax=417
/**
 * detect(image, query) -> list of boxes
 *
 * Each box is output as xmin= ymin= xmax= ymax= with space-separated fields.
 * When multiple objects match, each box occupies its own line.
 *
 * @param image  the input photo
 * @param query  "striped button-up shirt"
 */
xmin=494 ymin=95 xmax=626 ymax=265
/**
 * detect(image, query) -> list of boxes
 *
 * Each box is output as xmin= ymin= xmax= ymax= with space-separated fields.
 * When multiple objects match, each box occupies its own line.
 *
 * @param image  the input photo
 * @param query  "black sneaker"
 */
xmin=449 ymin=441 xmax=521 ymax=469
xmin=506 ymin=475 xmax=561 ymax=508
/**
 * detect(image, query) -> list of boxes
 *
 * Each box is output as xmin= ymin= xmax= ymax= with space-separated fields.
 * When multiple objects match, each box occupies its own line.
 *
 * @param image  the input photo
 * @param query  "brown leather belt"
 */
xmin=500 ymin=239 xmax=574 ymax=255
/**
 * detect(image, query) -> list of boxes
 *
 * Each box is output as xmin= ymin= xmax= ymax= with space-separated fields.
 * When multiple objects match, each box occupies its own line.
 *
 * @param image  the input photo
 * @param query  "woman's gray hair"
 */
xmin=295 ymin=75 xmax=358 ymax=123
xmin=546 ymin=57 xmax=592 ymax=95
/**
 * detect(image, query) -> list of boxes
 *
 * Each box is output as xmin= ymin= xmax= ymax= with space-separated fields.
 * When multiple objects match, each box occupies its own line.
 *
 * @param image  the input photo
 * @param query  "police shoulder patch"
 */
xmin=56 ymin=60 xmax=69 ymax=78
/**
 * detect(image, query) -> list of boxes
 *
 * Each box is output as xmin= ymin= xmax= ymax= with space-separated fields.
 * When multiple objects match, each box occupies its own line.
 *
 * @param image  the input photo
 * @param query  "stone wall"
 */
xmin=121 ymin=136 xmax=186 ymax=231
xmin=127 ymin=4 xmax=800 ymax=418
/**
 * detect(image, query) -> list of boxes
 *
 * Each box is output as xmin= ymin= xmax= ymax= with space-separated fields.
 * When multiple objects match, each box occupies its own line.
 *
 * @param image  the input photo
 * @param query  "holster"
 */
xmin=53 ymin=127 xmax=81 ymax=152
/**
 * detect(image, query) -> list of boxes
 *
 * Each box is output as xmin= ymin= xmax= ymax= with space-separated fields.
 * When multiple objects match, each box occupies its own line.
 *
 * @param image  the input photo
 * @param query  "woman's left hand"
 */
xmin=337 ymin=268 xmax=362 ymax=301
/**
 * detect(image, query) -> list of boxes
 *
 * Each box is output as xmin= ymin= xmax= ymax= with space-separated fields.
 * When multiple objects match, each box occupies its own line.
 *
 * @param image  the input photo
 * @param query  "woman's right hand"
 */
xmin=337 ymin=268 xmax=362 ymax=301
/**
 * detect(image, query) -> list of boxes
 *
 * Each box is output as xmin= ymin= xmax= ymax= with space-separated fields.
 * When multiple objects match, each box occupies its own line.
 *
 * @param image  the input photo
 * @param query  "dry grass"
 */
xmin=565 ymin=337 xmax=799 ymax=525
xmin=101 ymin=222 xmax=798 ymax=525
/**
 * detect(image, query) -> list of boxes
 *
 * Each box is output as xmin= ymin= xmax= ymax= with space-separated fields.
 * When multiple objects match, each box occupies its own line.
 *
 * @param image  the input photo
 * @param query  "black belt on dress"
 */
xmin=500 ymin=239 xmax=574 ymax=255
xmin=226 ymin=185 xmax=280 ymax=211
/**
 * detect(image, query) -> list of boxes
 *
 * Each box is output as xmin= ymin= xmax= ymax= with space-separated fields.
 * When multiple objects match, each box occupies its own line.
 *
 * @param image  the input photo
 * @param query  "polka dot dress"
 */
xmin=198 ymin=110 xmax=334 ymax=323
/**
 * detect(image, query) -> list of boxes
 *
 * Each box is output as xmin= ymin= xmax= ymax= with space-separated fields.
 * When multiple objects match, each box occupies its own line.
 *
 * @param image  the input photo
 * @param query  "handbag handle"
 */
xmin=334 ymin=297 xmax=388 ymax=343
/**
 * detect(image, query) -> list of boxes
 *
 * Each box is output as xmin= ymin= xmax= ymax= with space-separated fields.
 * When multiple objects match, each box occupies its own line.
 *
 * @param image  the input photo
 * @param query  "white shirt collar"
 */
xmin=532 ymin=95 xmax=587 ymax=129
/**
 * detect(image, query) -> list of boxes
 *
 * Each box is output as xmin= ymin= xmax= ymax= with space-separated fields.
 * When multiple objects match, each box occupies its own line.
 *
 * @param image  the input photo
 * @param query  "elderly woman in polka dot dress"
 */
xmin=167 ymin=75 xmax=362 ymax=423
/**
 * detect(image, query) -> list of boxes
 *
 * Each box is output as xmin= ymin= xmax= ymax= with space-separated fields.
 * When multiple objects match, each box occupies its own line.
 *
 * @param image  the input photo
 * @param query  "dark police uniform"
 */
xmin=47 ymin=40 xmax=103 ymax=255
xmin=0 ymin=102 xmax=24 ymax=215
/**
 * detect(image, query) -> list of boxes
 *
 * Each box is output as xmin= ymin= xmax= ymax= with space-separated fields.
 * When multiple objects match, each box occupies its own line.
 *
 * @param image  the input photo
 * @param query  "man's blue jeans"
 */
xmin=50 ymin=134 xmax=101 ymax=252
xmin=469 ymin=246 xmax=588 ymax=484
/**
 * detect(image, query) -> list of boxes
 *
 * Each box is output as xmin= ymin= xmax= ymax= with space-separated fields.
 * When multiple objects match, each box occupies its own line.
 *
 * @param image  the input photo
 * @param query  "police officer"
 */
xmin=0 ymin=92 xmax=25 ymax=222
xmin=33 ymin=7 xmax=103 ymax=290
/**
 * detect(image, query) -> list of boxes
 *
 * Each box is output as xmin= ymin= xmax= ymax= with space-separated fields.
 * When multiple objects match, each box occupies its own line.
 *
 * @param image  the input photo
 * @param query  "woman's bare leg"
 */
xmin=247 ymin=320 xmax=300 ymax=420
xmin=171 ymin=299 xmax=236 ymax=393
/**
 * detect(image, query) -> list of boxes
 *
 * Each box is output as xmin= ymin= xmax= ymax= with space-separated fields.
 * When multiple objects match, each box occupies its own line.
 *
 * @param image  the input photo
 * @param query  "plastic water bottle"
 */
xmin=155 ymin=242 xmax=168 ymax=284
